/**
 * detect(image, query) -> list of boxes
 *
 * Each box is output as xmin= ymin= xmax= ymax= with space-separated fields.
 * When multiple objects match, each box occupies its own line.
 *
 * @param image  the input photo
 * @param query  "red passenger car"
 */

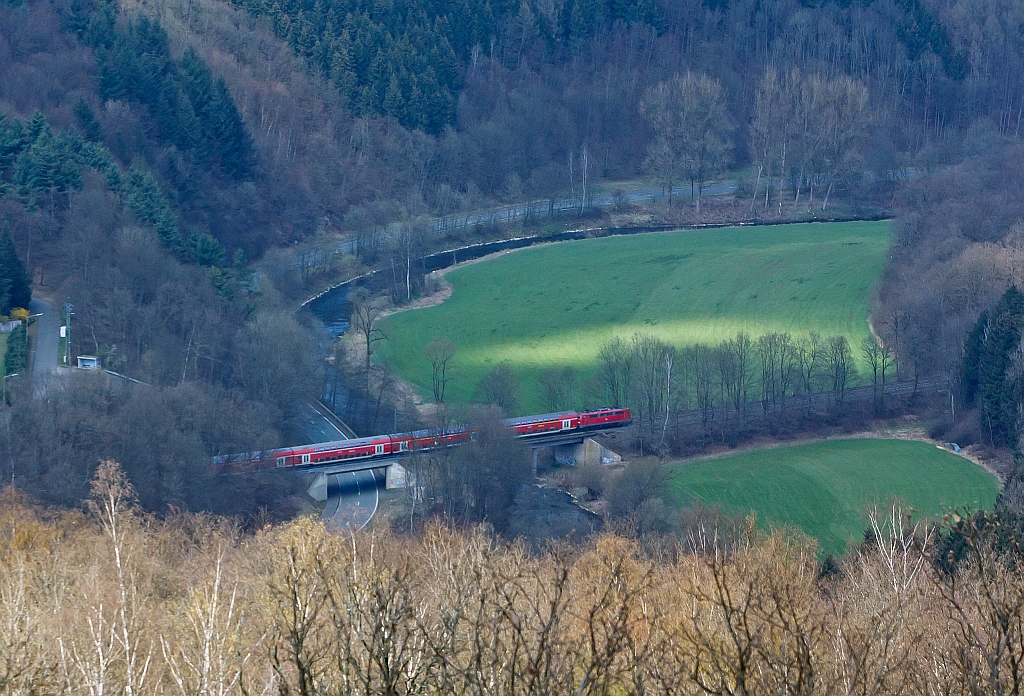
xmin=504 ymin=411 xmax=580 ymax=437
xmin=220 ymin=407 xmax=631 ymax=471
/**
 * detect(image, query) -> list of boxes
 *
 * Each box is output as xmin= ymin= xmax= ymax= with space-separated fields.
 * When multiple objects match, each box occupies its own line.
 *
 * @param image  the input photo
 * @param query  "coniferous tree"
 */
xmin=84 ymin=12 xmax=254 ymax=179
xmin=329 ymin=35 xmax=358 ymax=108
xmin=209 ymin=79 xmax=255 ymax=178
xmin=73 ymin=99 xmax=104 ymax=143
xmin=124 ymin=167 xmax=183 ymax=254
xmin=0 ymin=278 xmax=10 ymax=316
xmin=0 ymin=116 xmax=27 ymax=173
xmin=0 ymin=228 xmax=31 ymax=312
xmin=962 ymin=287 xmax=1024 ymax=449
xmin=188 ymin=230 xmax=227 ymax=268
xmin=3 ymin=323 xmax=26 ymax=375
xmin=962 ymin=310 xmax=988 ymax=408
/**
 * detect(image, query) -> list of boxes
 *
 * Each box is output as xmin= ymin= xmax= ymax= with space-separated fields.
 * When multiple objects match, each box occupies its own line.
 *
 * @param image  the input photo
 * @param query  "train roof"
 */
xmin=277 ymin=435 xmax=389 ymax=452
xmin=276 ymin=426 xmax=471 ymax=454
xmin=504 ymin=411 xmax=577 ymax=425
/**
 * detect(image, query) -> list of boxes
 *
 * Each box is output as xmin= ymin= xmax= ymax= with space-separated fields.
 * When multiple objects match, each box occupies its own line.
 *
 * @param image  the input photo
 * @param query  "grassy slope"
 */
xmin=667 ymin=439 xmax=999 ymax=555
xmin=380 ymin=221 xmax=891 ymax=413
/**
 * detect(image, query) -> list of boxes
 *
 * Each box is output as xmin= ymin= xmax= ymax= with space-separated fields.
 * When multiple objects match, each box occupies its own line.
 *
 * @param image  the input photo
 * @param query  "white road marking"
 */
xmin=356 ymin=469 xmax=379 ymax=532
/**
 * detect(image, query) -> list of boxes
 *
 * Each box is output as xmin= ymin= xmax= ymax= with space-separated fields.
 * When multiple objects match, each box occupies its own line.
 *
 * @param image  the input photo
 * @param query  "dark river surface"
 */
xmin=307 ymin=284 xmax=352 ymax=339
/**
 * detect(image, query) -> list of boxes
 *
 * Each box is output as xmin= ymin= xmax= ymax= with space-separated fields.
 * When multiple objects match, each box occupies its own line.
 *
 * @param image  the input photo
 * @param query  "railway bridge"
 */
xmin=299 ymin=422 xmax=626 ymax=481
xmin=224 ymin=408 xmax=632 ymax=503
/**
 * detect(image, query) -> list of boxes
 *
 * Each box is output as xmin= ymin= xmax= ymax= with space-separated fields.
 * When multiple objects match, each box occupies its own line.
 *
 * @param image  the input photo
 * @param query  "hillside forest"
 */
xmin=3 ymin=0 xmax=1024 ymax=688
xmin=0 ymin=0 xmax=1022 ymax=515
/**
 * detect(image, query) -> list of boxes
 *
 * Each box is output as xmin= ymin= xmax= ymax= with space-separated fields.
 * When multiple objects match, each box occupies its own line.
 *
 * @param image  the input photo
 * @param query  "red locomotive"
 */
xmin=224 ymin=407 xmax=631 ymax=470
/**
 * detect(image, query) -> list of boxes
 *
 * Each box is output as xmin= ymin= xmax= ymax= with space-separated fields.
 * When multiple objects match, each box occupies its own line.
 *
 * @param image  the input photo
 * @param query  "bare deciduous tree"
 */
xmin=424 ymin=338 xmax=457 ymax=403
xmin=473 ymin=362 xmax=521 ymax=416
xmin=349 ymin=289 xmax=388 ymax=384
xmin=640 ymin=72 xmax=733 ymax=212
xmin=597 ymin=337 xmax=633 ymax=408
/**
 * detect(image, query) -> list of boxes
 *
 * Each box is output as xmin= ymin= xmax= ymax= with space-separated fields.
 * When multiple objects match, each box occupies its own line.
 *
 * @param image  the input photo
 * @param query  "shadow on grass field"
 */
xmin=666 ymin=438 xmax=999 ymax=555
xmin=380 ymin=221 xmax=891 ymax=413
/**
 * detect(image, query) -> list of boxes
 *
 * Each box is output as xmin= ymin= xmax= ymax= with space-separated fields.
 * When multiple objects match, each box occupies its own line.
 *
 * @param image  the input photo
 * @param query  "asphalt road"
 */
xmin=289 ymin=400 xmax=383 ymax=531
xmin=28 ymin=297 xmax=59 ymax=375
xmin=292 ymin=400 xmax=351 ymax=443
xmin=322 ymin=469 xmax=380 ymax=531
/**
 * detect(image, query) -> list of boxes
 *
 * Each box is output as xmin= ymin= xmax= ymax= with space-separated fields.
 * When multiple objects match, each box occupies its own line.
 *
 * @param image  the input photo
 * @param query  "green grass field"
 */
xmin=667 ymin=439 xmax=999 ymax=555
xmin=379 ymin=221 xmax=891 ymax=413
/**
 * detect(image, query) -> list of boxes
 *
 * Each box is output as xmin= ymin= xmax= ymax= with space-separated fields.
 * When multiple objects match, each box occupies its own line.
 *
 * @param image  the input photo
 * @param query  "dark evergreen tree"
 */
xmin=188 ymin=230 xmax=228 ymax=268
xmin=3 ymin=323 xmax=27 ymax=375
xmin=0 ymin=228 xmax=31 ymax=311
xmin=26 ymin=111 xmax=50 ymax=142
xmin=0 ymin=277 xmax=10 ymax=316
xmin=124 ymin=167 xmax=183 ymax=254
xmin=13 ymin=127 xmax=83 ymax=214
xmin=0 ymin=116 xmax=27 ymax=173
xmin=82 ymin=11 xmax=254 ymax=178
xmin=208 ymin=79 xmax=255 ymax=178
xmin=962 ymin=287 xmax=1024 ymax=449
xmin=329 ymin=34 xmax=358 ymax=107
xmin=962 ymin=309 xmax=987 ymax=407
xmin=73 ymin=99 xmax=104 ymax=143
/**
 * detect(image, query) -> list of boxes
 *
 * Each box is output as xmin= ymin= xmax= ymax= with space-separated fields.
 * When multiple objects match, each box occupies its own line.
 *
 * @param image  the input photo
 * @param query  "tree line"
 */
xmin=230 ymin=0 xmax=659 ymax=133
xmin=220 ymin=0 xmax=1021 ymax=215
xmin=592 ymin=331 xmax=880 ymax=451
xmin=7 ymin=462 xmax=1024 ymax=696
xmin=420 ymin=328 xmax=893 ymax=452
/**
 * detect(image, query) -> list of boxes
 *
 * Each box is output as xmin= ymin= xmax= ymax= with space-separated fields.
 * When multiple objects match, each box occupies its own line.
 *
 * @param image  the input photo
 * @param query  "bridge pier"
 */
xmin=554 ymin=438 xmax=622 ymax=467
xmin=307 ymin=472 xmax=329 ymax=501
xmin=386 ymin=462 xmax=409 ymax=489
xmin=527 ymin=437 xmax=622 ymax=480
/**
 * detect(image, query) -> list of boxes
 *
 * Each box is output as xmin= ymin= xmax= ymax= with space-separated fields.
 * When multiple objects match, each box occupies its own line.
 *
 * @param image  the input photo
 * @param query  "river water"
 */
xmin=307 ymin=284 xmax=351 ymax=338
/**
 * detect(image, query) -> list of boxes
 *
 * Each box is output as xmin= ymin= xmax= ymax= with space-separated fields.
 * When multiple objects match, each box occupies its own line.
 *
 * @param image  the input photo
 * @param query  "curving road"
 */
xmin=290 ymin=400 xmax=383 ymax=530
xmin=322 ymin=469 xmax=380 ymax=531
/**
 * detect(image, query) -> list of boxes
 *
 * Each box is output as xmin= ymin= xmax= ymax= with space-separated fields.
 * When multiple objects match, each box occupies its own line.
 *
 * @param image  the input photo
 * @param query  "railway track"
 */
xmin=670 ymin=380 xmax=944 ymax=428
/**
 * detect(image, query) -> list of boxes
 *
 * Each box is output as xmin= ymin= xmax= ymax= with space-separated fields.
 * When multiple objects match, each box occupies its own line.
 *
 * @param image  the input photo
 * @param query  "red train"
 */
xmin=240 ymin=407 xmax=630 ymax=470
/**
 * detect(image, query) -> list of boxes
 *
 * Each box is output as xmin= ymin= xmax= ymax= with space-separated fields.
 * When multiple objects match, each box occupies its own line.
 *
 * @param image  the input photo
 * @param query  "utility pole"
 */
xmin=63 ymin=302 xmax=73 ymax=366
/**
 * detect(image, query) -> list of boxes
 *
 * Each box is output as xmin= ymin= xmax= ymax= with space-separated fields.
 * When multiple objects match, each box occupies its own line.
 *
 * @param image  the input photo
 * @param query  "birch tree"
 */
xmin=750 ymin=67 xmax=796 ymax=214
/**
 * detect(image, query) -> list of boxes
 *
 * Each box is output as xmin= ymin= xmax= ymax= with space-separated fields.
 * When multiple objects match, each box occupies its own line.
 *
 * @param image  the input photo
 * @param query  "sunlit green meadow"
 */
xmin=379 ymin=221 xmax=891 ymax=413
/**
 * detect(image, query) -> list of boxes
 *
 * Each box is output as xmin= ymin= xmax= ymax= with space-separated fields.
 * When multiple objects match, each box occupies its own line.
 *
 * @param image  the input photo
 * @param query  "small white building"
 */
xmin=0 ymin=320 xmax=22 ymax=333
xmin=76 ymin=355 xmax=102 ymax=370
